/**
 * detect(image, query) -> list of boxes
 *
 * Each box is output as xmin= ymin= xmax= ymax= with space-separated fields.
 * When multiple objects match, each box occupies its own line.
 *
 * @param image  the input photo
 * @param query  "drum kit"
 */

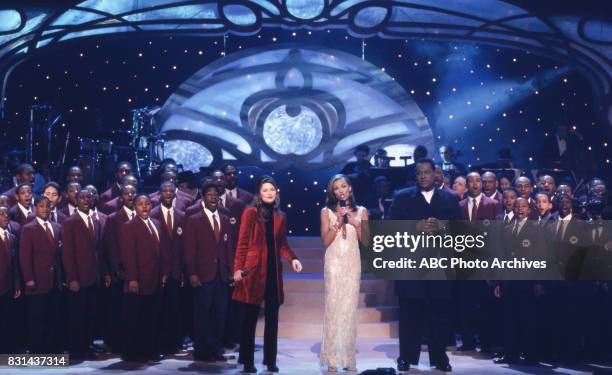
xmin=5 ymin=104 xmax=166 ymax=186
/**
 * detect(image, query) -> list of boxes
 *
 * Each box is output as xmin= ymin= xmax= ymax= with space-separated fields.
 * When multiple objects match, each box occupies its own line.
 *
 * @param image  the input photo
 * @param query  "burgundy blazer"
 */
xmin=232 ymin=207 xmax=297 ymax=305
xmin=459 ymin=195 xmax=500 ymax=221
xmin=184 ymin=210 xmax=232 ymax=284
xmin=25 ymin=209 xmax=67 ymax=225
xmin=8 ymin=205 xmax=30 ymax=226
xmin=527 ymin=197 xmax=539 ymax=220
xmin=233 ymin=187 xmax=254 ymax=207
xmin=150 ymin=205 xmax=185 ymax=281
xmin=0 ymin=231 xmax=19 ymax=295
xmin=120 ymin=217 xmax=169 ymax=295
xmin=100 ymin=197 xmax=121 ymax=215
xmin=1 ymin=186 xmax=17 ymax=207
xmin=149 ymin=190 xmax=193 ymax=213
xmin=186 ymin=196 xmax=243 ymax=253
xmin=60 ymin=204 xmax=78 ymax=218
xmin=61 ymin=213 xmax=103 ymax=288
xmin=7 ymin=221 xmax=20 ymax=239
xmin=99 ymin=184 xmax=121 ymax=206
xmin=102 ymin=208 xmax=132 ymax=278
xmin=19 ymin=220 xmax=62 ymax=295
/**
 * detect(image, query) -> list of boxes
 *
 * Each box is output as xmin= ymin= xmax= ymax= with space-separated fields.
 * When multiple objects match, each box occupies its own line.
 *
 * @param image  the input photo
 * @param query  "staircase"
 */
xmin=256 ymin=237 xmax=398 ymax=339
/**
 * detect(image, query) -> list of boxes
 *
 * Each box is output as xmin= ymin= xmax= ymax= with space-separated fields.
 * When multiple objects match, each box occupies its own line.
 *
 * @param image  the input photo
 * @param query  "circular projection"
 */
xmin=263 ymin=105 xmax=323 ymax=155
xmin=164 ymin=139 xmax=213 ymax=172
xmin=158 ymin=45 xmax=434 ymax=169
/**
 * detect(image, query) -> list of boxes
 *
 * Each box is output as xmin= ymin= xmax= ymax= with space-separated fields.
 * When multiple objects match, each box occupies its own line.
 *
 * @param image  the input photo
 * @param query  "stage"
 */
xmin=9 ymin=339 xmax=608 ymax=374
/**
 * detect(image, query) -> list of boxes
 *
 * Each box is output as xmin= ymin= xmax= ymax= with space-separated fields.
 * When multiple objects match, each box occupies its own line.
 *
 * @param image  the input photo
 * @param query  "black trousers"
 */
xmin=180 ymin=283 xmax=194 ymax=341
xmin=239 ymin=300 xmax=280 ymax=367
xmin=398 ymin=297 xmax=451 ymax=366
xmin=501 ymin=282 xmax=536 ymax=359
xmin=67 ymin=285 xmax=97 ymax=357
xmin=107 ymin=280 xmax=124 ymax=352
xmin=159 ymin=277 xmax=182 ymax=353
xmin=27 ymin=290 xmax=61 ymax=353
xmin=122 ymin=290 xmax=161 ymax=359
xmin=193 ymin=277 xmax=228 ymax=358
xmin=0 ymin=292 xmax=11 ymax=353
xmin=224 ymin=286 xmax=244 ymax=346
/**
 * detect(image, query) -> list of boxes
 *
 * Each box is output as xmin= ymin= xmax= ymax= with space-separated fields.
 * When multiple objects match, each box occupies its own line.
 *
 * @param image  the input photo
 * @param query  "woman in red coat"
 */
xmin=233 ymin=176 xmax=302 ymax=373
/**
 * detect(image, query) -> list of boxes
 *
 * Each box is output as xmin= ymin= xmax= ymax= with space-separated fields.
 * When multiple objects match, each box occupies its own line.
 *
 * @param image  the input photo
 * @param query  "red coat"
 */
xmin=184 ymin=210 xmax=233 ymax=284
xmin=232 ymin=207 xmax=297 ymax=305
xmin=0 ymin=231 xmax=19 ymax=295
xmin=19 ymin=220 xmax=62 ymax=295
xmin=120 ymin=217 xmax=170 ymax=295
xmin=150 ymin=205 xmax=185 ymax=280
xmin=61 ymin=213 xmax=103 ymax=288
xmin=102 ymin=208 xmax=132 ymax=278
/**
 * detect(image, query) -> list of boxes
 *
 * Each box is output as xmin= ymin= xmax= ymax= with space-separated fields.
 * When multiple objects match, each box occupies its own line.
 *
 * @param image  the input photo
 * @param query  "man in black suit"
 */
xmin=539 ymin=124 xmax=582 ymax=172
xmin=389 ymin=158 xmax=461 ymax=372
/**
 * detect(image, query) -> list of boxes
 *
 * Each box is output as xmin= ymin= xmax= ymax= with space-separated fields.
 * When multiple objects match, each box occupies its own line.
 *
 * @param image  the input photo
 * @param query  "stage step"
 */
xmin=256 ymin=321 xmax=399 ymax=339
xmin=256 ymin=236 xmax=398 ymax=339
xmin=278 ymin=305 xmax=398 ymax=323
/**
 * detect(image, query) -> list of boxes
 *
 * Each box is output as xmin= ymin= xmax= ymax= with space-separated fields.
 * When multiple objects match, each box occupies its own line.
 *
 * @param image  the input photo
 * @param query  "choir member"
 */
xmin=120 ymin=195 xmax=167 ymax=362
xmin=99 ymin=161 xmax=133 ymax=206
xmin=62 ymin=189 xmax=105 ymax=360
xmin=100 ymin=175 xmax=138 ymax=215
xmin=20 ymin=195 xmax=62 ymax=353
xmin=452 ymin=175 xmax=467 ymax=200
xmin=495 ymin=188 xmax=517 ymax=224
xmin=459 ymin=172 xmax=499 ymax=221
xmin=514 ymin=176 xmax=538 ymax=219
xmin=42 ymin=182 xmax=68 ymax=224
xmin=150 ymin=181 xmax=185 ymax=354
xmin=0 ymin=205 xmax=21 ymax=353
xmin=535 ymin=191 xmax=554 ymax=226
xmin=101 ymin=184 xmax=136 ymax=352
xmin=8 ymin=183 xmax=32 ymax=226
xmin=185 ymin=182 xmax=233 ymax=361
xmin=494 ymin=197 xmax=546 ymax=364
xmin=222 ymin=164 xmax=254 ymax=207
xmin=66 ymin=166 xmax=84 ymax=185
xmin=537 ymin=174 xmax=556 ymax=195
xmin=149 ymin=171 xmax=193 ymax=212
xmin=61 ymin=181 xmax=81 ymax=217
xmin=2 ymin=163 xmax=34 ymax=207
xmin=482 ymin=171 xmax=503 ymax=208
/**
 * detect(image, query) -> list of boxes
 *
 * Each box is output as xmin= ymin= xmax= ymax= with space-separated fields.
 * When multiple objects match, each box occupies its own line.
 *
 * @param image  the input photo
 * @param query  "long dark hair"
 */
xmin=325 ymin=174 xmax=357 ymax=212
xmin=252 ymin=175 xmax=282 ymax=222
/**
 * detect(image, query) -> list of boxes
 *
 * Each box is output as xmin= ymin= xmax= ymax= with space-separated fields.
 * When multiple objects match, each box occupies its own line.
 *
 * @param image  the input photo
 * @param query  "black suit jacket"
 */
xmin=388 ymin=187 xmax=462 ymax=299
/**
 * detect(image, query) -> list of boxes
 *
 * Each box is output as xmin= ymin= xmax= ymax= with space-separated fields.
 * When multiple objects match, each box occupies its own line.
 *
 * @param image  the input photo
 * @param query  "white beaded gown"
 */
xmin=319 ymin=206 xmax=363 ymax=369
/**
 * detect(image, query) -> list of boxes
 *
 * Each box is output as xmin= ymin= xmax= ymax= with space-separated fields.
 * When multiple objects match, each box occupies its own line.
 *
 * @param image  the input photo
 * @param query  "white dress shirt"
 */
xmin=203 ymin=207 xmax=220 ymax=230
xmin=123 ymin=206 xmax=135 ymax=220
xmin=35 ymin=217 xmax=54 ymax=238
xmin=17 ymin=203 xmax=31 ymax=218
xmin=421 ymin=189 xmax=435 ymax=204
xmin=160 ymin=205 xmax=174 ymax=228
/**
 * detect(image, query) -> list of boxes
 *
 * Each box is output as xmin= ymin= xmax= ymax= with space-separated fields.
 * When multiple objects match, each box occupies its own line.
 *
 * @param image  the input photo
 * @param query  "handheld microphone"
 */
xmin=339 ymin=200 xmax=348 ymax=224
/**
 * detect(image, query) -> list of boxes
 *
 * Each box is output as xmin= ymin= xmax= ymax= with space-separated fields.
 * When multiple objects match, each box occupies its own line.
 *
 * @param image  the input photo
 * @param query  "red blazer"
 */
xmin=102 ymin=208 xmax=132 ymax=278
xmin=99 ymin=183 xmax=121 ymax=206
xmin=120 ymin=217 xmax=169 ymax=295
xmin=61 ymin=213 xmax=103 ymax=288
xmin=1 ymin=186 xmax=17 ymax=207
xmin=184 ymin=210 xmax=232 ymax=284
xmin=19 ymin=220 xmax=62 ymax=295
xmin=8 ymin=205 xmax=30 ymax=226
xmin=149 ymin=190 xmax=193 ymax=213
xmin=459 ymin=195 xmax=500 ymax=221
xmin=0 ymin=231 xmax=19 ymax=295
xmin=232 ymin=207 xmax=297 ymax=305
xmin=150 ymin=205 xmax=185 ymax=281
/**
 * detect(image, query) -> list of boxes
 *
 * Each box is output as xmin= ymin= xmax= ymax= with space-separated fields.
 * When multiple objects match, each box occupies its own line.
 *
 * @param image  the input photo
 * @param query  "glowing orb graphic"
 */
xmin=164 ymin=139 xmax=213 ymax=172
xmin=263 ymin=105 xmax=323 ymax=155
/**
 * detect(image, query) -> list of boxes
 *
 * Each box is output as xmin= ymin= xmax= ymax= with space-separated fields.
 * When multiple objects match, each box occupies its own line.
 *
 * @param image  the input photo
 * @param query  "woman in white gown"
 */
xmin=319 ymin=174 xmax=368 ymax=372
